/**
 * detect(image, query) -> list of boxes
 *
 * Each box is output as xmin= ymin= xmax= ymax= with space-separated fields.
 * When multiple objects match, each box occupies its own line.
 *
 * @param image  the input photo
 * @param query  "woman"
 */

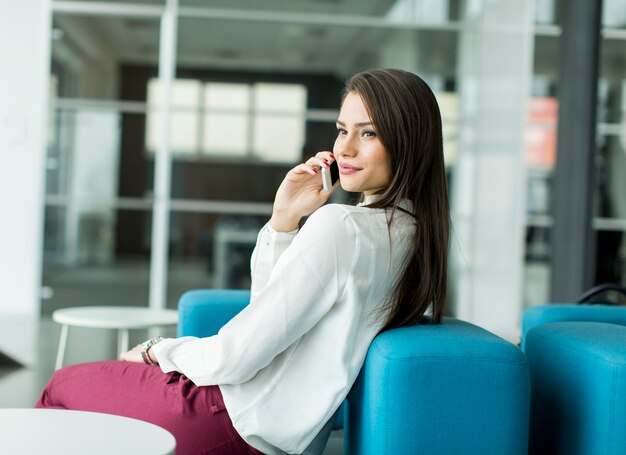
xmin=36 ymin=68 xmax=449 ymax=455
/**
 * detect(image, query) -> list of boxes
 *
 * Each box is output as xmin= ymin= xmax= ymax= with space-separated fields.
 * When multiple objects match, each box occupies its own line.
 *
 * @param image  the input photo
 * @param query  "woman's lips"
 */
xmin=339 ymin=163 xmax=362 ymax=175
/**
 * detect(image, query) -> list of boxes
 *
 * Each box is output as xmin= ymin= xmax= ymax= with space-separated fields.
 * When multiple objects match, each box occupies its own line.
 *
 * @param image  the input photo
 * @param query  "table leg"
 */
xmin=55 ymin=325 xmax=69 ymax=371
xmin=118 ymin=329 xmax=130 ymax=356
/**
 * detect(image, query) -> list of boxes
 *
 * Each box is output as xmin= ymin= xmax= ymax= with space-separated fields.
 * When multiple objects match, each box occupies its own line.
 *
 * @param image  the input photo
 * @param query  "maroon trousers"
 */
xmin=36 ymin=361 xmax=264 ymax=455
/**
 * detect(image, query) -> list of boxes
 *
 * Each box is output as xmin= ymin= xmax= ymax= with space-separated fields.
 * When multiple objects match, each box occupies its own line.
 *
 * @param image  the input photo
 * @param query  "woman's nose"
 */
xmin=334 ymin=135 xmax=356 ymax=157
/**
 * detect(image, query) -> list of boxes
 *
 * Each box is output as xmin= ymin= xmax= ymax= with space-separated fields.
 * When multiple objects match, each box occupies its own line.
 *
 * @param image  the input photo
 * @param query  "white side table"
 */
xmin=52 ymin=306 xmax=178 ymax=370
xmin=0 ymin=408 xmax=176 ymax=455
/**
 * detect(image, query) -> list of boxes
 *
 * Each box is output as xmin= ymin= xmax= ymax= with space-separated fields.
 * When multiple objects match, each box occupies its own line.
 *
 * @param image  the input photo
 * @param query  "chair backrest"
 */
xmin=345 ymin=318 xmax=530 ymax=455
xmin=521 ymin=304 xmax=626 ymax=350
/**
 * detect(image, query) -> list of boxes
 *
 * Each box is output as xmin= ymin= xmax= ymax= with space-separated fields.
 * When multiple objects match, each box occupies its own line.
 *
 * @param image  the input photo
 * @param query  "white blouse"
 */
xmin=153 ymin=199 xmax=416 ymax=454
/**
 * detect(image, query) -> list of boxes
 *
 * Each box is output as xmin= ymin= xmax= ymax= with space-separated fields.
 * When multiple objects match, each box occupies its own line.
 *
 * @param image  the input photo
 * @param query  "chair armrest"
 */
xmin=525 ymin=322 xmax=626 ymax=454
xmin=177 ymin=289 xmax=250 ymax=337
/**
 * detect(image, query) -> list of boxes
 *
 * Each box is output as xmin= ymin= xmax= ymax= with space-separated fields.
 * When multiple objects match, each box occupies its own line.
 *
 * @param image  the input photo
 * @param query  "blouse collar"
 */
xmin=358 ymin=194 xmax=380 ymax=206
xmin=357 ymin=194 xmax=414 ymax=215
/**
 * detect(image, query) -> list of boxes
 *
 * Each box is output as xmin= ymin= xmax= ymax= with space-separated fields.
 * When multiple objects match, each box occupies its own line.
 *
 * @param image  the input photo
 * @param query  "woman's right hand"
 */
xmin=269 ymin=151 xmax=338 ymax=232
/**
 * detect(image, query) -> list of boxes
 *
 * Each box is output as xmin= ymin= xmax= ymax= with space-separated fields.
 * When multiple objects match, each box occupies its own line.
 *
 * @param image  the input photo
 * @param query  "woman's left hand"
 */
xmin=119 ymin=345 xmax=144 ymax=363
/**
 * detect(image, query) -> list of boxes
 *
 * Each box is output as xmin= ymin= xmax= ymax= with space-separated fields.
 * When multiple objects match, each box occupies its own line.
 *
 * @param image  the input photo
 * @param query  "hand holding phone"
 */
xmin=321 ymin=160 xmax=339 ymax=192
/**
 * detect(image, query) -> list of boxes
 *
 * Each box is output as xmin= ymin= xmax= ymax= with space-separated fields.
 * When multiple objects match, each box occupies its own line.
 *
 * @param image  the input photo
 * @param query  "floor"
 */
xmin=0 ymin=316 xmax=343 ymax=454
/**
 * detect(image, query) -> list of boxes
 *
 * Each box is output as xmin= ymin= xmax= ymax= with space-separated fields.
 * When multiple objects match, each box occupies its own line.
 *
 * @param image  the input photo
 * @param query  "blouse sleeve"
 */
xmin=152 ymin=205 xmax=358 ymax=386
xmin=249 ymin=223 xmax=298 ymax=298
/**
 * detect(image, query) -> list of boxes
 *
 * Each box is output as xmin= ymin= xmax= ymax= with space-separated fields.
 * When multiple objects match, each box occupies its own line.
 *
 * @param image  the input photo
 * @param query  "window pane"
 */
xmin=254 ymin=83 xmax=307 ymax=113
xmin=253 ymin=116 xmax=304 ymax=163
xmin=169 ymin=162 xmax=291 ymax=201
xmin=252 ymin=84 xmax=307 ymax=162
xmin=603 ymin=0 xmax=626 ymax=29
xmin=599 ymin=46 xmax=626 ymax=124
xmin=49 ymin=107 xmax=154 ymax=199
xmin=146 ymin=79 xmax=201 ymax=154
xmin=596 ymin=135 xmax=626 ymax=219
xmin=595 ymin=229 xmax=626 ymax=286
xmin=144 ymin=78 xmax=202 ymax=109
xmin=527 ymin=31 xmax=560 ymax=218
xmin=42 ymin=207 xmax=152 ymax=314
xmin=524 ymin=226 xmax=552 ymax=308
xmin=534 ymin=0 xmax=557 ymax=25
xmin=203 ymin=113 xmax=249 ymax=155
xmin=526 ymin=97 xmax=558 ymax=170
xmin=205 ymin=83 xmax=250 ymax=109
xmin=48 ymin=107 xmax=124 ymax=200
xmin=436 ymin=92 xmax=460 ymax=168
xmin=119 ymin=112 xmax=154 ymax=198
xmin=178 ymin=0 xmax=464 ymax=21
xmin=596 ymin=0 xmax=626 ymax=295
xmin=46 ymin=105 xmax=154 ymax=200
xmin=51 ymin=15 xmax=160 ymax=101
xmin=169 ymin=112 xmax=199 ymax=154
xmin=55 ymin=0 xmax=163 ymax=3
xmin=168 ymin=212 xmax=269 ymax=297
xmin=203 ymin=83 xmax=250 ymax=156
xmin=44 ymin=103 xmax=155 ymax=314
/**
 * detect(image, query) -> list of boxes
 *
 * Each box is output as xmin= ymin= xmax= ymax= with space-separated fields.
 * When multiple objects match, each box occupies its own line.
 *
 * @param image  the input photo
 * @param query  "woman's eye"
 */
xmin=362 ymin=130 xmax=376 ymax=138
xmin=336 ymin=128 xmax=347 ymax=135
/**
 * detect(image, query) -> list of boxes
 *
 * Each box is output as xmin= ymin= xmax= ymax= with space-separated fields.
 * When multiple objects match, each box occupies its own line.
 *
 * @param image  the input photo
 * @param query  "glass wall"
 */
xmin=43 ymin=0 xmax=469 ymax=313
xmin=43 ymin=0 xmax=623 ymax=329
xmin=522 ymin=0 xmax=626 ymax=308
xmin=595 ymin=0 xmax=626 ymax=300
xmin=522 ymin=0 xmax=560 ymax=309
xmin=43 ymin=11 xmax=160 ymax=314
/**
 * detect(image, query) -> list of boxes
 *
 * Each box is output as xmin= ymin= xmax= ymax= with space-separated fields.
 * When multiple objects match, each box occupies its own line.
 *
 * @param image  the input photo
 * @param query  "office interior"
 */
xmin=0 ymin=0 xmax=625 ymax=448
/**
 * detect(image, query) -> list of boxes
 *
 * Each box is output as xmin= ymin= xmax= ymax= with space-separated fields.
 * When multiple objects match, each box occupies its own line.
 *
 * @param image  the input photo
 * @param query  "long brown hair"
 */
xmin=344 ymin=68 xmax=450 ymax=330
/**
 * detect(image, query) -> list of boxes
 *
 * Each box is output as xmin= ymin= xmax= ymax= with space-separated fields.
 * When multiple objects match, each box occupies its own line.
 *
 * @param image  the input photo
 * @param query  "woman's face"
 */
xmin=333 ymin=92 xmax=392 ymax=197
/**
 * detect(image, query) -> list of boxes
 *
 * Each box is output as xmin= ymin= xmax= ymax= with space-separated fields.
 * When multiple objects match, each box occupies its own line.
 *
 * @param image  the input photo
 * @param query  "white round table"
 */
xmin=52 ymin=306 xmax=178 ymax=370
xmin=0 ymin=409 xmax=176 ymax=454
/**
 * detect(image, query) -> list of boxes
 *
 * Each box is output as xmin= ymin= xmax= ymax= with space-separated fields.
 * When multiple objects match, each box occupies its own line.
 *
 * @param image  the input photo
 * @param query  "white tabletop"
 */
xmin=52 ymin=306 xmax=178 ymax=329
xmin=0 ymin=408 xmax=176 ymax=455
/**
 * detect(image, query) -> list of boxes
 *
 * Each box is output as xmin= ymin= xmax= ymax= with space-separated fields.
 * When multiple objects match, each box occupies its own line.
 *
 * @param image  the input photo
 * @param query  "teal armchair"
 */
xmin=178 ymin=289 xmax=530 ymax=454
xmin=522 ymin=304 xmax=626 ymax=454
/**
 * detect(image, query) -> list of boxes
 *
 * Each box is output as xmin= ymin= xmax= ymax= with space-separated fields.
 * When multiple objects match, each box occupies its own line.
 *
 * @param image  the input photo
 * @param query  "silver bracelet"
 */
xmin=140 ymin=336 xmax=163 ymax=365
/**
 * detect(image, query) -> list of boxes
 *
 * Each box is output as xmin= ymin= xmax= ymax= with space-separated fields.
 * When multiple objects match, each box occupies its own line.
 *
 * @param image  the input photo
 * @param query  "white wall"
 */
xmin=0 ymin=0 xmax=51 ymax=363
xmin=452 ymin=0 xmax=534 ymax=341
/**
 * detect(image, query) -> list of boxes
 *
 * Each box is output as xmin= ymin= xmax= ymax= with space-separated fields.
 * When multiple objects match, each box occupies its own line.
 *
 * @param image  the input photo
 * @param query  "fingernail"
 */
xmin=330 ymin=154 xmax=335 ymax=159
xmin=313 ymin=168 xmax=318 ymax=174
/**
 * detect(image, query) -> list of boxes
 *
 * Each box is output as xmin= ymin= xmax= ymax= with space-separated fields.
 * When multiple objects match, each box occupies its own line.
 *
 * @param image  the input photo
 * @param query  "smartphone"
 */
xmin=321 ymin=160 xmax=340 ymax=192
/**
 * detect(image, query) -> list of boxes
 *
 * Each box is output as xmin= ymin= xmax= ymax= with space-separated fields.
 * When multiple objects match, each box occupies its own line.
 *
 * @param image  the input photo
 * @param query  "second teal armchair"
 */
xmin=522 ymin=304 xmax=626 ymax=455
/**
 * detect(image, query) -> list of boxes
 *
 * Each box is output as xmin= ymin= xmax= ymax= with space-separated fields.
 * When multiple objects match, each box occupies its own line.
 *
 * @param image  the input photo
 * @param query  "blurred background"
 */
xmin=1 ymin=0 xmax=625 ymax=371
